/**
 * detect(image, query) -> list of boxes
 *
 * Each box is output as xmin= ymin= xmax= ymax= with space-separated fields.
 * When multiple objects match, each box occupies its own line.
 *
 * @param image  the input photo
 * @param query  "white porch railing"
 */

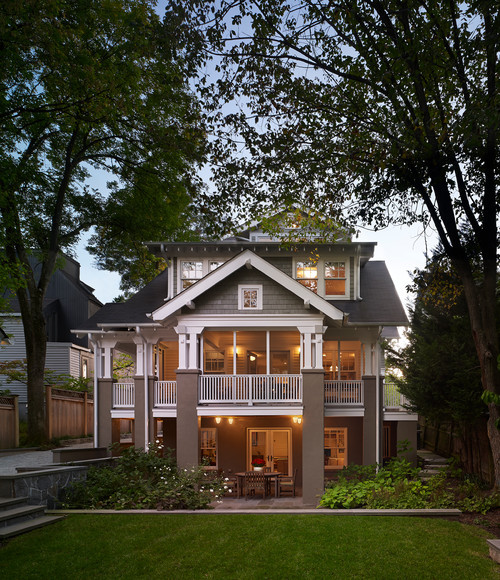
xmin=324 ymin=380 xmax=364 ymax=405
xmin=155 ymin=381 xmax=177 ymax=406
xmin=113 ymin=383 xmax=135 ymax=408
xmin=199 ymin=374 xmax=303 ymax=405
xmin=384 ymin=381 xmax=409 ymax=409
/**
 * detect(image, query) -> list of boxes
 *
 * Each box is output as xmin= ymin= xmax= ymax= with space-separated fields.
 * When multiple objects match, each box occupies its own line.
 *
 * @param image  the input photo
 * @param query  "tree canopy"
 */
xmin=0 ymin=0 xmax=206 ymax=442
xmin=170 ymin=0 xmax=500 ymax=482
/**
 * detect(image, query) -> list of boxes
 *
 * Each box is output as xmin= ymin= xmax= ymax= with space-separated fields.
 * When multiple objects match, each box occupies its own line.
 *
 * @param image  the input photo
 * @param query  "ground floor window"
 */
xmin=200 ymin=427 xmax=217 ymax=468
xmin=324 ymin=427 xmax=347 ymax=470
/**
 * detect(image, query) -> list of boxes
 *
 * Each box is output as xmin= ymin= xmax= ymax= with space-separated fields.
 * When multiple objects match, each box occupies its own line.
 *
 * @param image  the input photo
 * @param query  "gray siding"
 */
xmin=350 ymin=256 xmax=355 ymax=300
xmin=267 ymin=257 xmax=293 ymax=276
xmin=0 ymin=317 xmax=27 ymax=401
xmin=188 ymin=268 xmax=307 ymax=315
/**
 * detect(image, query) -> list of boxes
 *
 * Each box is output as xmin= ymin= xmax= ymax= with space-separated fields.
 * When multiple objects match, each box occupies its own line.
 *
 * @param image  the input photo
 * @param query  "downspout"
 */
xmin=89 ymin=334 xmax=98 ymax=449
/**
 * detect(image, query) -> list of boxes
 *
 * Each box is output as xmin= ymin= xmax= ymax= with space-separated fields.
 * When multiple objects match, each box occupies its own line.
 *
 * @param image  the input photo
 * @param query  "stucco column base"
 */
xmin=176 ymin=369 xmax=200 ymax=469
xmin=97 ymin=378 xmax=113 ymax=449
xmin=302 ymin=368 xmax=325 ymax=505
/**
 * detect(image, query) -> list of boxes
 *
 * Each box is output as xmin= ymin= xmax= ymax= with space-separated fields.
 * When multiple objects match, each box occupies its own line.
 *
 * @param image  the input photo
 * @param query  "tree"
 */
xmin=170 ymin=1 xmax=500 ymax=484
xmin=387 ymin=249 xmax=488 ymax=476
xmin=0 ymin=0 xmax=205 ymax=443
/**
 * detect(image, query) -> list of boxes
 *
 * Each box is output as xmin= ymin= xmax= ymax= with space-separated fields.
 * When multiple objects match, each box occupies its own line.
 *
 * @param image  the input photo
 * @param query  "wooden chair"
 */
xmin=276 ymin=469 xmax=297 ymax=497
xmin=223 ymin=475 xmax=238 ymax=496
xmin=245 ymin=471 xmax=267 ymax=499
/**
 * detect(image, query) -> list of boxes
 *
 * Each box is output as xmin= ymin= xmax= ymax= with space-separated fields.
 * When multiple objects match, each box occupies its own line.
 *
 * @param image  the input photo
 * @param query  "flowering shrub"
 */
xmin=61 ymin=443 xmax=226 ymax=510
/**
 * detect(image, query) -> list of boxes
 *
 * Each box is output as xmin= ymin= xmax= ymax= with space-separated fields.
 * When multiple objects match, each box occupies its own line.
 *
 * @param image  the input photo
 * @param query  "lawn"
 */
xmin=0 ymin=514 xmax=497 ymax=579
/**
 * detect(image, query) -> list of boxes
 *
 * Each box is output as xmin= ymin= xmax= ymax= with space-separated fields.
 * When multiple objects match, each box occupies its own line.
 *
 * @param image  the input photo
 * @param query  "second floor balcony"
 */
xmin=112 ymin=376 xmax=410 ymax=413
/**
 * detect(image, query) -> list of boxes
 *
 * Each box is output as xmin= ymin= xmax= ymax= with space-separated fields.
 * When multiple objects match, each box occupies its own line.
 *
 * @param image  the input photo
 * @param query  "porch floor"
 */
xmin=210 ymin=489 xmax=318 ymax=510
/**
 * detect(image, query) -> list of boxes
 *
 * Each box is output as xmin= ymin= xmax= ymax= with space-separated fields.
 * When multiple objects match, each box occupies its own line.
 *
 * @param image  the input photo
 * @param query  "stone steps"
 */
xmin=0 ymin=497 xmax=64 ymax=540
xmin=418 ymin=451 xmax=448 ymax=481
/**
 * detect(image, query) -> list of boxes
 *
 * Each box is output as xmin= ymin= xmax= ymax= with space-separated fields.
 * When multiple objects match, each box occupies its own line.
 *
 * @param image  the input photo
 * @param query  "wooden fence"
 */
xmin=46 ymin=386 xmax=93 ymax=440
xmin=0 ymin=395 xmax=19 ymax=449
xmin=420 ymin=417 xmax=494 ymax=485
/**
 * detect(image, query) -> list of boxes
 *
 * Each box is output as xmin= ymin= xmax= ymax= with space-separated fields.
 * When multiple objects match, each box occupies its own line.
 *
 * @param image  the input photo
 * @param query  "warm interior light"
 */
xmin=249 ymin=354 xmax=256 ymax=362
xmin=228 ymin=417 xmax=234 ymax=425
xmin=215 ymin=417 xmax=221 ymax=424
xmin=292 ymin=416 xmax=302 ymax=424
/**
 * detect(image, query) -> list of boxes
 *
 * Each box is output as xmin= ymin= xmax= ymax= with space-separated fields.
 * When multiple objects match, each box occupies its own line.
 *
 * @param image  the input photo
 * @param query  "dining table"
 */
xmin=234 ymin=471 xmax=282 ymax=499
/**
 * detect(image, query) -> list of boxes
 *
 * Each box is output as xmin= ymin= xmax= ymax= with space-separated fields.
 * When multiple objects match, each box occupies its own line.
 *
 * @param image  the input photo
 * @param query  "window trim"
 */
xmin=324 ymin=427 xmax=348 ymax=470
xmin=238 ymin=284 xmax=263 ymax=310
xmin=200 ymin=427 xmax=218 ymax=469
xmin=294 ymin=258 xmax=349 ymax=299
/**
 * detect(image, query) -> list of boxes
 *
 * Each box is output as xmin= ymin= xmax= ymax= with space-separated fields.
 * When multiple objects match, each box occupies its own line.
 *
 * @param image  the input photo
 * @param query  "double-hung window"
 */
xmin=180 ymin=261 xmax=203 ymax=289
xmin=324 ymin=261 xmax=346 ymax=296
xmin=296 ymin=261 xmax=318 ymax=293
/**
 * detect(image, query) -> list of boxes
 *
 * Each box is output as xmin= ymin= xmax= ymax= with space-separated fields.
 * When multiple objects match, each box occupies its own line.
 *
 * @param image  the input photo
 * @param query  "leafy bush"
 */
xmin=61 ymin=444 xmax=226 ymax=510
xmin=320 ymin=453 xmax=499 ymax=513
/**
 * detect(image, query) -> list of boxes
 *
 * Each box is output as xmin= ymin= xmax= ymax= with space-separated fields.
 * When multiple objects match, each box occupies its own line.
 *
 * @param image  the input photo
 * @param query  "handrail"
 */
xmin=199 ymin=375 xmax=302 ymax=405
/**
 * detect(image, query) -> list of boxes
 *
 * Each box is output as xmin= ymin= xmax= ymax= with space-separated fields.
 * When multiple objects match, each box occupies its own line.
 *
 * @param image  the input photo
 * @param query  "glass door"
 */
xmin=248 ymin=429 xmax=291 ymax=475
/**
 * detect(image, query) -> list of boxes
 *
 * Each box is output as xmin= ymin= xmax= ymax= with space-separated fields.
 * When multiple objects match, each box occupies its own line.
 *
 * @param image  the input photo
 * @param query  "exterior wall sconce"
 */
xmin=228 ymin=417 xmax=234 ymax=425
xmin=215 ymin=417 xmax=222 ymax=424
xmin=249 ymin=354 xmax=256 ymax=362
xmin=292 ymin=416 xmax=302 ymax=424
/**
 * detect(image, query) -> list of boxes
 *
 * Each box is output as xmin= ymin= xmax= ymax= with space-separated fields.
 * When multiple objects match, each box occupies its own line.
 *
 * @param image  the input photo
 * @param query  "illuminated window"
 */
xmin=181 ymin=261 xmax=203 ymax=289
xmin=324 ymin=428 xmax=347 ymax=470
xmin=204 ymin=351 xmax=224 ymax=373
xmin=325 ymin=261 xmax=346 ymax=295
xmin=296 ymin=261 xmax=318 ymax=293
xmin=200 ymin=428 xmax=217 ymax=468
xmin=238 ymin=285 xmax=262 ymax=310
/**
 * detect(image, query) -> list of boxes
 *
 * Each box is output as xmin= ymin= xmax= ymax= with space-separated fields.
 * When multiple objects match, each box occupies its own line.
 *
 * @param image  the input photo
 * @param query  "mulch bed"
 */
xmin=459 ymin=508 xmax=500 ymax=537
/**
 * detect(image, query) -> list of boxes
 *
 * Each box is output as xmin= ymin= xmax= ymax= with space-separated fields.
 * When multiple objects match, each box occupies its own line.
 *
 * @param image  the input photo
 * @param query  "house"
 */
xmin=75 ymin=218 xmax=417 ymax=503
xmin=0 ymin=254 xmax=102 ymax=418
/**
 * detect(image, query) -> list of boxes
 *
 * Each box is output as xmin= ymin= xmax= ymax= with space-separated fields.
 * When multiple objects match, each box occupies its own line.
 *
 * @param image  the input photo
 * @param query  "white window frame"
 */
xmin=294 ymin=258 xmax=349 ymax=299
xmin=177 ymin=258 xmax=226 ymax=294
xmin=238 ymin=284 xmax=263 ymax=310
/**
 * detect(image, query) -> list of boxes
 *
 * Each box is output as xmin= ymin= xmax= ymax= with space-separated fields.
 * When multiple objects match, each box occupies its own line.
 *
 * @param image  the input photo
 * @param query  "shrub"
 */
xmin=61 ymin=443 xmax=226 ymax=510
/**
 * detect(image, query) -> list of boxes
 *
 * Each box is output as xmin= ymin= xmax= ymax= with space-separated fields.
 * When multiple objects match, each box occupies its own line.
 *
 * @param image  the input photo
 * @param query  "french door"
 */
xmin=248 ymin=429 xmax=291 ymax=475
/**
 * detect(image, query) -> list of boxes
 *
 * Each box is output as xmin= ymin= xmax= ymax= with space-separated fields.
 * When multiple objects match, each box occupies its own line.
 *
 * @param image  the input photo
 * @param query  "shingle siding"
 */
xmin=189 ymin=268 xmax=306 ymax=315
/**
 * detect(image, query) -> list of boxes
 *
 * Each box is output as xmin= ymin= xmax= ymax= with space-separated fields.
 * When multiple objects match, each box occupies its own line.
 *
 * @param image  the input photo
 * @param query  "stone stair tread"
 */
xmin=0 ymin=497 xmax=29 ymax=510
xmin=0 ymin=504 xmax=45 ymax=523
xmin=0 ymin=514 xmax=64 ymax=539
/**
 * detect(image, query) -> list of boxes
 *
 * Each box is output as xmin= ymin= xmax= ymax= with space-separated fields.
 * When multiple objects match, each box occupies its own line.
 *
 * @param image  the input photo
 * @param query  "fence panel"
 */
xmin=46 ymin=386 xmax=93 ymax=440
xmin=0 ymin=395 xmax=19 ymax=448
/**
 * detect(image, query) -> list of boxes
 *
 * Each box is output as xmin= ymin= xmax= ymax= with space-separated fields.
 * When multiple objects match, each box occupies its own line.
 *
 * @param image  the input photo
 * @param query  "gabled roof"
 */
xmin=151 ymin=250 xmax=345 ymax=325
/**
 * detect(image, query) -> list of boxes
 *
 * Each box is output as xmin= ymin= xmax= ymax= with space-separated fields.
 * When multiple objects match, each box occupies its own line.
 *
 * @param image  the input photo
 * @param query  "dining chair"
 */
xmin=244 ymin=471 xmax=267 ymax=499
xmin=276 ymin=469 xmax=297 ymax=497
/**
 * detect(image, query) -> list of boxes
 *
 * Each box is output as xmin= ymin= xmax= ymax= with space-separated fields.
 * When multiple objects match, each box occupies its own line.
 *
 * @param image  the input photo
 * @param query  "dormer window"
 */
xmin=325 ymin=262 xmax=346 ymax=296
xmin=181 ymin=261 xmax=203 ymax=289
xmin=296 ymin=261 xmax=318 ymax=292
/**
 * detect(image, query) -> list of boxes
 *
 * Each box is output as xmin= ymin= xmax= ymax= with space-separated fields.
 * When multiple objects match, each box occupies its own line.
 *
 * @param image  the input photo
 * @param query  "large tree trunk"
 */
xmin=458 ymin=261 xmax=500 ymax=487
xmin=19 ymin=290 xmax=48 ymax=444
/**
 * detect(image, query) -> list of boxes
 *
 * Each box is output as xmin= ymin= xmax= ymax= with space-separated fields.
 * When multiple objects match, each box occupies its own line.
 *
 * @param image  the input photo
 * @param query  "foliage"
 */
xmin=321 ymin=456 xmax=500 ymax=514
xmin=0 ymin=0 xmax=206 ymax=443
xmin=112 ymin=352 xmax=135 ymax=382
xmin=0 ymin=359 xmax=92 ymax=392
xmin=387 ymin=249 xmax=486 ymax=426
xmin=171 ymin=0 xmax=500 ymax=484
xmin=61 ymin=443 xmax=226 ymax=510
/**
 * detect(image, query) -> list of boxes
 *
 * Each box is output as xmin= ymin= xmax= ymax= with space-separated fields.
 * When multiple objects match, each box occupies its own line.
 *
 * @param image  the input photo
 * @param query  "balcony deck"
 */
xmin=111 ymin=377 xmax=411 ymax=416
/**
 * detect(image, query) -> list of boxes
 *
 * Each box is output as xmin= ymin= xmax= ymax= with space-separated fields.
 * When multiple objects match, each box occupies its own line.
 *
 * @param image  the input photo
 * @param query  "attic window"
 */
xmin=181 ymin=261 xmax=203 ymax=289
xmin=296 ymin=261 xmax=318 ymax=293
xmin=325 ymin=262 xmax=346 ymax=295
xmin=238 ymin=285 xmax=263 ymax=310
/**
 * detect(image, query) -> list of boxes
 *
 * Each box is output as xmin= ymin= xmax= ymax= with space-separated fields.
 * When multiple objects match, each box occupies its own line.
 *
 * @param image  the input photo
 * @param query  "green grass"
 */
xmin=0 ymin=514 xmax=497 ymax=579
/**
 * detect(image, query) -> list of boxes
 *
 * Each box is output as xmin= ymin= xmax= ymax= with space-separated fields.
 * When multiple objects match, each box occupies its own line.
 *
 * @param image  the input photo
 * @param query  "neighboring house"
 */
xmin=0 ymin=255 xmax=102 ymax=418
xmin=75 ymin=218 xmax=417 ymax=503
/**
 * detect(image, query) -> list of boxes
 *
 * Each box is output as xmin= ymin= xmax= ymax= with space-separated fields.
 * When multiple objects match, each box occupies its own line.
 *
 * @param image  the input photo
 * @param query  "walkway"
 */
xmin=0 ymin=443 xmax=92 ymax=475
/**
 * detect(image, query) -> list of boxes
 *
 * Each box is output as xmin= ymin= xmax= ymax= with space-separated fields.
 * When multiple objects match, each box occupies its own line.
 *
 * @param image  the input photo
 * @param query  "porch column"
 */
xmin=176 ymin=369 xmax=200 ymax=468
xmin=302 ymin=368 xmax=325 ymax=505
xmin=362 ymin=375 xmax=383 ymax=465
xmin=97 ymin=378 xmax=113 ymax=449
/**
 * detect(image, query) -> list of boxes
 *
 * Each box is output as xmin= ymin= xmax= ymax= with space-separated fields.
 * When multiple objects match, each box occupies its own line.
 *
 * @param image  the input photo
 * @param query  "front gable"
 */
xmin=151 ymin=250 xmax=345 ymax=325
